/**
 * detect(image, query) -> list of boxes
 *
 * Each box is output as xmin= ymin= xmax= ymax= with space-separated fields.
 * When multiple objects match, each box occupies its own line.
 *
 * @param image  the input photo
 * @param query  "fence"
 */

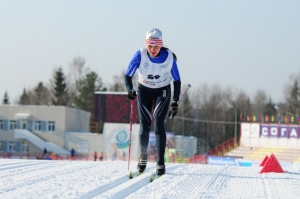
xmin=207 ymin=137 xmax=237 ymax=156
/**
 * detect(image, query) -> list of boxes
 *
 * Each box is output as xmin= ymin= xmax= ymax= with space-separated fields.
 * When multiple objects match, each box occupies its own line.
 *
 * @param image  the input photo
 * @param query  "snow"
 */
xmin=0 ymin=158 xmax=299 ymax=199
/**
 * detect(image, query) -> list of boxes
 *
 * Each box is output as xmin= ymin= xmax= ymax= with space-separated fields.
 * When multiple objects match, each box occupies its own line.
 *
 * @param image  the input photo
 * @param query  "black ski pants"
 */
xmin=137 ymin=83 xmax=171 ymax=165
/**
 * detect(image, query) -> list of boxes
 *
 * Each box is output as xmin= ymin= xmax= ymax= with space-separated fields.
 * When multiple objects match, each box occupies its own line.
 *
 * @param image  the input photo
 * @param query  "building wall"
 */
xmin=240 ymin=122 xmax=300 ymax=148
xmin=65 ymin=108 xmax=90 ymax=132
xmin=65 ymin=132 xmax=103 ymax=157
xmin=0 ymin=131 xmax=42 ymax=154
xmin=0 ymin=105 xmax=91 ymax=154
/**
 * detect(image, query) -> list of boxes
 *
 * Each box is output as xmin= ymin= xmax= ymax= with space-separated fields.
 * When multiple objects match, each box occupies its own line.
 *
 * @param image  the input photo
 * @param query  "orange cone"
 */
xmin=260 ymin=154 xmax=284 ymax=173
xmin=260 ymin=155 xmax=269 ymax=167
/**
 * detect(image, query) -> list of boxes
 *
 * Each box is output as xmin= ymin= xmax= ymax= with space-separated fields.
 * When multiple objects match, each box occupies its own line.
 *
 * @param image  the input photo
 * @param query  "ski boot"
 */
xmin=129 ymin=157 xmax=147 ymax=179
xmin=137 ymin=156 xmax=147 ymax=174
xmin=156 ymin=164 xmax=165 ymax=176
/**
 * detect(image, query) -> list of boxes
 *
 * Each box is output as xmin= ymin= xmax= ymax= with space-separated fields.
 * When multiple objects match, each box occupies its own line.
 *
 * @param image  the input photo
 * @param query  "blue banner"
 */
xmin=207 ymin=156 xmax=238 ymax=166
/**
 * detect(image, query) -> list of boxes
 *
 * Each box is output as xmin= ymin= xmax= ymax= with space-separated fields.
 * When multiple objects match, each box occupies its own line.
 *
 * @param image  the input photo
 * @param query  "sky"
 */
xmin=0 ymin=158 xmax=300 ymax=198
xmin=1 ymin=0 xmax=300 ymax=104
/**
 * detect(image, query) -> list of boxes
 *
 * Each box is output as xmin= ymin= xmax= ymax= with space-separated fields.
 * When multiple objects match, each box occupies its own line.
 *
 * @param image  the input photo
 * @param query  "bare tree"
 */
xmin=67 ymin=57 xmax=90 ymax=95
xmin=109 ymin=70 xmax=127 ymax=91
xmin=252 ymin=89 xmax=268 ymax=115
xmin=109 ymin=70 xmax=136 ymax=92
xmin=284 ymin=74 xmax=300 ymax=116
xmin=233 ymin=89 xmax=251 ymax=115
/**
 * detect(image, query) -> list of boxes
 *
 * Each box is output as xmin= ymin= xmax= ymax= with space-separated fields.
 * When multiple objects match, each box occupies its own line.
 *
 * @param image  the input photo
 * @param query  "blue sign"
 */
xmin=260 ymin=124 xmax=299 ymax=138
xmin=207 ymin=156 xmax=238 ymax=166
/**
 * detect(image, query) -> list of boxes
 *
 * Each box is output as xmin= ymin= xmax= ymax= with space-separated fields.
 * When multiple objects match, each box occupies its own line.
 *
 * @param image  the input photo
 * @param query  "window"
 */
xmin=48 ymin=121 xmax=55 ymax=132
xmin=9 ymin=142 xmax=16 ymax=152
xmin=0 ymin=120 xmax=3 ymax=130
xmin=34 ymin=121 xmax=42 ymax=131
xmin=21 ymin=121 xmax=27 ymax=129
xmin=22 ymin=141 xmax=29 ymax=152
xmin=10 ymin=120 xmax=17 ymax=130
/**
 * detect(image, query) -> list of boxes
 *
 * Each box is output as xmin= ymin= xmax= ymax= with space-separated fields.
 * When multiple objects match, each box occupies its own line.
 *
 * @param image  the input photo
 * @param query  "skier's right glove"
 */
xmin=168 ymin=101 xmax=178 ymax=119
xmin=127 ymin=89 xmax=137 ymax=100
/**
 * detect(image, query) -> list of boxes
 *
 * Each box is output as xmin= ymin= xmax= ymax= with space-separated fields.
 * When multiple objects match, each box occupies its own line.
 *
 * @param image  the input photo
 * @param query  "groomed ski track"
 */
xmin=0 ymin=159 xmax=299 ymax=199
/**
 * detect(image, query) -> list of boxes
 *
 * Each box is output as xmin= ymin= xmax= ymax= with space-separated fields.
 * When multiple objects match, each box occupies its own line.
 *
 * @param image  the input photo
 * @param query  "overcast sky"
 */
xmin=1 ymin=0 xmax=300 ymax=104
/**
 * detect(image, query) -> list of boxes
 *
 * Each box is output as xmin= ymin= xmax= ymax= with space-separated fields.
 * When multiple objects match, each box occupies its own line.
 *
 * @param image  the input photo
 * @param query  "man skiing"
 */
xmin=124 ymin=28 xmax=181 ymax=176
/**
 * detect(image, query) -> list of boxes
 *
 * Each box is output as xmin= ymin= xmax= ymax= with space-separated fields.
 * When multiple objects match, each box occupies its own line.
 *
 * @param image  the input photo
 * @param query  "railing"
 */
xmin=189 ymin=155 xmax=207 ymax=164
xmin=207 ymin=137 xmax=238 ymax=156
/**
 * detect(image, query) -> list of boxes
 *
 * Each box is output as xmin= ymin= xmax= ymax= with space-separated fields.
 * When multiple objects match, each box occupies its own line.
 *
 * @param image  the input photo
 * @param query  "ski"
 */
xmin=129 ymin=170 xmax=143 ymax=179
xmin=149 ymin=173 xmax=163 ymax=182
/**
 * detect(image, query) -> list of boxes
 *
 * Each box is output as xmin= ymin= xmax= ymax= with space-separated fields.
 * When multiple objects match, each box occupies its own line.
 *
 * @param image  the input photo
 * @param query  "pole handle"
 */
xmin=169 ymin=84 xmax=191 ymax=119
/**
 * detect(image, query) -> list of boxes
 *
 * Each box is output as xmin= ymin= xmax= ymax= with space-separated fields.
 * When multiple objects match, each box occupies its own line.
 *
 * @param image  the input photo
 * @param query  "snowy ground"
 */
xmin=0 ymin=158 xmax=299 ymax=199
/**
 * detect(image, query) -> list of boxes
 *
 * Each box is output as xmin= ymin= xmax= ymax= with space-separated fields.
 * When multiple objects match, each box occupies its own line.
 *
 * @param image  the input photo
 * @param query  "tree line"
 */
xmin=165 ymin=72 xmax=300 ymax=153
xmin=2 ymin=57 xmax=300 ymax=154
xmin=2 ymin=57 xmax=107 ymax=113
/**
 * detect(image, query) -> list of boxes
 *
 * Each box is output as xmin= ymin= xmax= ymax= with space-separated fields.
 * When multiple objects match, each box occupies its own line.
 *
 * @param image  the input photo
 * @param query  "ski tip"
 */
xmin=150 ymin=176 xmax=153 ymax=182
xmin=129 ymin=170 xmax=143 ymax=179
xmin=129 ymin=171 xmax=133 ymax=179
xmin=149 ymin=173 xmax=164 ymax=182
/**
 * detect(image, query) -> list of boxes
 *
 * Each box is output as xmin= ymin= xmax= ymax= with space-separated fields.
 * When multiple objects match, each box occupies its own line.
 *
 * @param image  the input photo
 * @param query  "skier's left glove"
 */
xmin=168 ymin=101 xmax=178 ymax=119
xmin=127 ymin=89 xmax=137 ymax=100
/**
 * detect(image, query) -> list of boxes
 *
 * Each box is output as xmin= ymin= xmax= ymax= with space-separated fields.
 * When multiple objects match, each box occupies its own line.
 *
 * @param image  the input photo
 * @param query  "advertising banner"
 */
xmin=207 ymin=156 xmax=238 ymax=166
xmin=103 ymin=123 xmax=140 ymax=161
xmin=260 ymin=124 xmax=299 ymax=138
xmin=241 ymin=123 xmax=300 ymax=139
xmin=148 ymin=131 xmax=175 ymax=161
xmin=241 ymin=123 xmax=260 ymax=138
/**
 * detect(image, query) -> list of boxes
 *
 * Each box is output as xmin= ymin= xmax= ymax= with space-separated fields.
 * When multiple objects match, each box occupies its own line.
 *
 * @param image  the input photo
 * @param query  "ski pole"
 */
xmin=169 ymin=84 xmax=191 ymax=119
xmin=128 ymin=99 xmax=134 ymax=171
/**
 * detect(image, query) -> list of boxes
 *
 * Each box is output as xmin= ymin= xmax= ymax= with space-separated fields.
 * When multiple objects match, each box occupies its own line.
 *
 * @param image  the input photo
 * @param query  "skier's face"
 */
xmin=146 ymin=45 xmax=161 ymax=58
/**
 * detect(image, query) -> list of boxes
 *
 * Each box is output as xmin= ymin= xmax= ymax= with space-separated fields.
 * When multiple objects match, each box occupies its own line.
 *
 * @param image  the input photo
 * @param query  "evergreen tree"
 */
xmin=2 ymin=91 xmax=10 ymax=105
xmin=19 ymin=88 xmax=30 ymax=105
xmin=33 ymin=82 xmax=51 ymax=105
xmin=263 ymin=98 xmax=276 ymax=116
xmin=52 ymin=67 xmax=68 ymax=106
xmin=74 ymin=71 xmax=106 ymax=112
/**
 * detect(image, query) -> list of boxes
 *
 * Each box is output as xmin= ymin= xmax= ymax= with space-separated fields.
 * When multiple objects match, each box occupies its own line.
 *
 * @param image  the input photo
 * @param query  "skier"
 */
xmin=94 ymin=151 xmax=98 ymax=161
xmin=124 ymin=28 xmax=181 ymax=176
xmin=43 ymin=148 xmax=48 ymax=157
xmin=70 ymin=148 xmax=75 ymax=159
xmin=99 ymin=152 xmax=103 ymax=161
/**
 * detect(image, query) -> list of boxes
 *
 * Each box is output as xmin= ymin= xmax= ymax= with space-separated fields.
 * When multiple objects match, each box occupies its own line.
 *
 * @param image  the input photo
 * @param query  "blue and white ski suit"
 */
xmin=124 ymin=47 xmax=181 ymax=164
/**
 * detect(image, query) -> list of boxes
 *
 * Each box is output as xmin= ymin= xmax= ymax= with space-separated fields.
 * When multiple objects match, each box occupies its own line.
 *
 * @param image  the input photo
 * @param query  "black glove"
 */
xmin=168 ymin=101 xmax=178 ymax=119
xmin=127 ymin=89 xmax=137 ymax=100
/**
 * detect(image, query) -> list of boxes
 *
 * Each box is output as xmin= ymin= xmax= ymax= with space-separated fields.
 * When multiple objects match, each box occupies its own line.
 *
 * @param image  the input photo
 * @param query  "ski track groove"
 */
xmin=0 ymin=160 xmax=141 ymax=198
xmin=0 ymin=161 xmax=96 ymax=194
xmin=0 ymin=161 xmax=63 ymax=178
xmin=0 ymin=160 xmax=49 ymax=171
xmin=106 ymin=165 xmax=181 ymax=199
xmin=81 ymin=165 xmax=156 ymax=199
xmin=90 ymin=165 xmax=181 ymax=199
xmin=1 ymin=159 xmax=299 ymax=198
xmin=165 ymin=165 xmax=230 ymax=199
xmin=126 ymin=165 xmax=262 ymax=199
xmin=261 ymin=172 xmax=300 ymax=199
